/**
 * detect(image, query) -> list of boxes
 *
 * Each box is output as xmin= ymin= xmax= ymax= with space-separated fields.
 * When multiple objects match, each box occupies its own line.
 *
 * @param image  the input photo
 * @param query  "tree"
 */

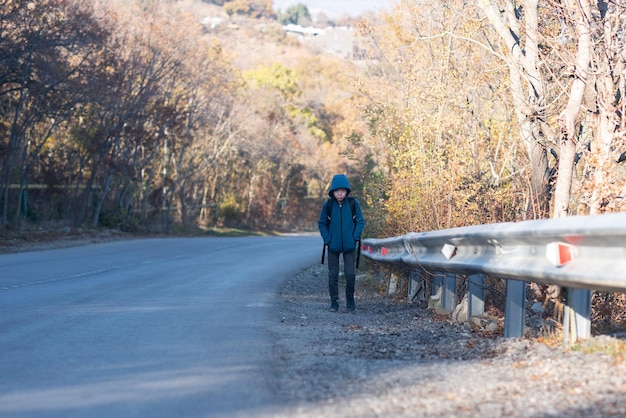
xmin=82 ymin=0 xmax=238 ymax=231
xmin=476 ymin=0 xmax=593 ymax=219
xmin=355 ymin=0 xmax=523 ymax=235
xmin=277 ymin=3 xmax=311 ymax=26
xmin=0 ymin=0 xmax=375 ymax=233
xmin=0 ymin=0 xmax=109 ymax=226
xmin=581 ymin=0 xmax=626 ymax=214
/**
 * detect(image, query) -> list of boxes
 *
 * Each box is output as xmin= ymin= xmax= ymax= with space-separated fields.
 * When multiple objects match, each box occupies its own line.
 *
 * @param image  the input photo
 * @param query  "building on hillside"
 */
xmin=282 ymin=23 xmax=324 ymax=36
xmin=282 ymin=24 xmax=357 ymax=60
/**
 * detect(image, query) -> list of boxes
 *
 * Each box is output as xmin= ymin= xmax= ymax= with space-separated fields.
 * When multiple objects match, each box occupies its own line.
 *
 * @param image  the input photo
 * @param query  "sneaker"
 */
xmin=329 ymin=300 xmax=339 ymax=311
xmin=346 ymin=295 xmax=355 ymax=312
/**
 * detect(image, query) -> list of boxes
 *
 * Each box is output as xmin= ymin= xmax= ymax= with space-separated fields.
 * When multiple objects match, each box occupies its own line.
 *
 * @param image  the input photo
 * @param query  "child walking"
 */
xmin=318 ymin=174 xmax=365 ymax=312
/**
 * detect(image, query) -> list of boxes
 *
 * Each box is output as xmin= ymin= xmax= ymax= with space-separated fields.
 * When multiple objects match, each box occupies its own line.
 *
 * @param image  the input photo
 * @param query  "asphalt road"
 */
xmin=0 ymin=235 xmax=320 ymax=417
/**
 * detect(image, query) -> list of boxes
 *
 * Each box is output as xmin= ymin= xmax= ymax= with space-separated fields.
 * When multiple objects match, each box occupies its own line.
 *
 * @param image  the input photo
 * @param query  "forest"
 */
xmin=0 ymin=0 xmax=624 ymax=238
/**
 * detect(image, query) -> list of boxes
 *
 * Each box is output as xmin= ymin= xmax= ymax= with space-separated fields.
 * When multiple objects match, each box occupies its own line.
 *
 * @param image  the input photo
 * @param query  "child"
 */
xmin=318 ymin=174 xmax=365 ymax=312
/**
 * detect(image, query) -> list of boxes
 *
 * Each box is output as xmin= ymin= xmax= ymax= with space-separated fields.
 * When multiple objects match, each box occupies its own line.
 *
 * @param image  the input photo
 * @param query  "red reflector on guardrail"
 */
xmin=546 ymin=242 xmax=576 ymax=267
xmin=381 ymin=247 xmax=388 ymax=256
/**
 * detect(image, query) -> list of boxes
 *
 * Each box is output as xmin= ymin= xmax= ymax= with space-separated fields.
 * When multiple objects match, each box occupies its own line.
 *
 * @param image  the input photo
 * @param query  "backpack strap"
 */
xmin=325 ymin=198 xmax=333 ymax=223
xmin=348 ymin=196 xmax=356 ymax=223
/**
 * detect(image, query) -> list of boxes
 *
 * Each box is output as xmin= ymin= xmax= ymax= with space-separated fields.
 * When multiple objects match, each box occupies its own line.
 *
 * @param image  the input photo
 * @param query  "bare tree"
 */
xmin=583 ymin=0 xmax=626 ymax=214
xmin=0 ymin=0 xmax=107 ymax=226
xmin=476 ymin=0 xmax=624 ymax=219
xmin=477 ymin=0 xmax=557 ymax=218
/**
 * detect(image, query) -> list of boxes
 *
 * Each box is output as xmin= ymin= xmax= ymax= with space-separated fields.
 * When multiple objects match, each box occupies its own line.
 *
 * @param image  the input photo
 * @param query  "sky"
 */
xmin=272 ymin=0 xmax=391 ymax=18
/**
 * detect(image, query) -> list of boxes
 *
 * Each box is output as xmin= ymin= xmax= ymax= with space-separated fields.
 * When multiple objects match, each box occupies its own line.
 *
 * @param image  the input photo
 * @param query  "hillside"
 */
xmin=180 ymin=0 xmax=362 ymax=70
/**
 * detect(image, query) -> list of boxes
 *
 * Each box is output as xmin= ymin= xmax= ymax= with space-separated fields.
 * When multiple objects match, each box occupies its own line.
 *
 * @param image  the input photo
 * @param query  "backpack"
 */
xmin=326 ymin=196 xmax=357 ymax=226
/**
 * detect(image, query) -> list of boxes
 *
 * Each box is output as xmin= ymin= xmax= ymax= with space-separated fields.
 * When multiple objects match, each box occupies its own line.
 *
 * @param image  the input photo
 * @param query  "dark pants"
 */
xmin=328 ymin=250 xmax=355 ymax=302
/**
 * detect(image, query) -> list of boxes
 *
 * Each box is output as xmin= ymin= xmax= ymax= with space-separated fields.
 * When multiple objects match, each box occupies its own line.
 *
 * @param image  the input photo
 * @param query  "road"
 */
xmin=0 ymin=235 xmax=319 ymax=418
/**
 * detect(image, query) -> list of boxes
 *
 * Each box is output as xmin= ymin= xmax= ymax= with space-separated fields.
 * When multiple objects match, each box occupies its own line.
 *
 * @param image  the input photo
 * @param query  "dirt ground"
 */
xmin=0 ymin=227 xmax=136 ymax=254
xmin=267 ymin=263 xmax=626 ymax=417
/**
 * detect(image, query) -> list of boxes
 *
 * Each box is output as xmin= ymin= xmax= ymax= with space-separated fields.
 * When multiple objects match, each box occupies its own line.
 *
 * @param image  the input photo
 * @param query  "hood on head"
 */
xmin=328 ymin=174 xmax=351 ymax=198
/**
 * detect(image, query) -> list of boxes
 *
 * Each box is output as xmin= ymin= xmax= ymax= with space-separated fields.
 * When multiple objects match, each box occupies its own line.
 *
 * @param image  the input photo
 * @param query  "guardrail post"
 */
xmin=504 ymin=279 xmax=526 ymax=338
xmin=563 ymin=288 xmax=592 ymax=344
xmin=408 ymin=267 xmax=424 ymax=304
xmin=468 ymin=274 xmax=484 ymax=317
xmin=432 ymin=274 xmax=442 ymax=296
xmin=428 ymin=274 xmax=443 ymax=310
xmin=442 ymin=273 xmax=457 ymax=311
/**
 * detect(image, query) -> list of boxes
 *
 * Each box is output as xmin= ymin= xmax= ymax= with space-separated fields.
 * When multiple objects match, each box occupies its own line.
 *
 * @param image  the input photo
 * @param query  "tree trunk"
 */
xmin=479 ymin=0 xmax=552 ymax=219
xmin=552 ymin=0 xmax=592 ymax=218
xmin=587 ymin=2 xmax=624 ymax=215
xmin=141 ymin=166 xmax=155 ymax=228
xmin=92 ymin=172 xmax=112 ymax=227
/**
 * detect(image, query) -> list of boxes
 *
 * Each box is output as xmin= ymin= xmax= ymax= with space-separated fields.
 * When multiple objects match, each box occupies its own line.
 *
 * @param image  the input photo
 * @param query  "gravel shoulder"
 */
xmin=268 ymin=263 xmax=626 ymax=418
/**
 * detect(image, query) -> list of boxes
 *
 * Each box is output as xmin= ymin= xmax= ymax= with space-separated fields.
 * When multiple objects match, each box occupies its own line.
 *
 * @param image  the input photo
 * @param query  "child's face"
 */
xmin=333 ymin=188 xmax=347 ymax=202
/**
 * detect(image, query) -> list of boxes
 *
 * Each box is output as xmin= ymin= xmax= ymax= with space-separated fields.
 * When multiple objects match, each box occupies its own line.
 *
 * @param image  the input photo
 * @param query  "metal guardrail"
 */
xmin=362 ymin=212 xmax=626 ymax=342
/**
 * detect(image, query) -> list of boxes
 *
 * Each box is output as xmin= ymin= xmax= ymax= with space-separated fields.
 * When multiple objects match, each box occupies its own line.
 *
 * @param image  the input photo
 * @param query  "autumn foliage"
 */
xmin=0 ymin=0 xmax=624 ymax=240
xmin=0 ymin=0 xmax=368 ymax=233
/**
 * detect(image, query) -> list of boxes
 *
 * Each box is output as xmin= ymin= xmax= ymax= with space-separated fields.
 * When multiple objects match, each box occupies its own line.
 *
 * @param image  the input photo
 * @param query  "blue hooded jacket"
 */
xmin=318 ymin=174 xmax=365 ymax=253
